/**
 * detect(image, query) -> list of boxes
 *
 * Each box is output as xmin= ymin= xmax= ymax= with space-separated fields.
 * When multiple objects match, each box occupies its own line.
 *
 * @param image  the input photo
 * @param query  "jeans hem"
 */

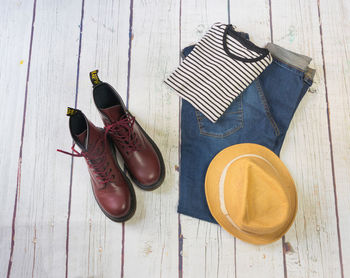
xmin=266 ymin=43 xmax=312 ymax=73
xmin=177 ymin=206 xmax=218 ymax=224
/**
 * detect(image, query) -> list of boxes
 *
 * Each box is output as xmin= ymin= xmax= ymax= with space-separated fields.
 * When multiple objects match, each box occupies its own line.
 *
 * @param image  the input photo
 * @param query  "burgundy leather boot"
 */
xmin=58 ymin=108 xmax=136 ymax=222
xmin=89 ymin=70 xmax=165 ymax=190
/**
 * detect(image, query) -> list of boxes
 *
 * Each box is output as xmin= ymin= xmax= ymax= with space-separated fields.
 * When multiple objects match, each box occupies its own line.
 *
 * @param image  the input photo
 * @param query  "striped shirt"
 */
xmin=165 ymin=23 xmax=273 ymax=123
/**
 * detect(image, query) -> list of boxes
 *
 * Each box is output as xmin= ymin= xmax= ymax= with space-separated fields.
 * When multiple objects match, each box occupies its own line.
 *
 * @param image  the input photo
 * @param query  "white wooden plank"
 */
xmin=0 ymin=1 xmax=36 ymax=277
xmin=319 ymin=0 xmax=350 ymax=276
xmin=7 ymin=0 xmax=84 ymax=277
xmin=271 ymin=0 xmax=342 ymax=277
xmin=228 ymin=1 xmax=285 ymax=277
xmin=180 ymin=1 xmax=237 ymax=278
xmin=123 ymin=0 xmax=180 ymax=277
xmin=2 ymin=1 xmax=349 ymax=277
xmin=67 ymin=0 xmax=131 ymax=277
xmin=181 ymin=217 xmax=236 ymax=278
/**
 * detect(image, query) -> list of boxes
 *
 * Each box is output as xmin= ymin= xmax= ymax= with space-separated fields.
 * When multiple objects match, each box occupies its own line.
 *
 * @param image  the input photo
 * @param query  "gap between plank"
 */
xmin=282 ymin=236 xmax=288 ymax=278
xmin=121 ymin=0 xmax=134 ymax=277
xmin=234 ymin=238 xmax=237 ymax=278
xmin=268 ymin=0 xmax=273 ymax=43
xmin=6 ymin=0 xmax=37 ymax=277
xmin=178 ymin=1 xmax=183 ymax=278
xmin=65 ymin=0 xmax=85 ymax=277
xmin=267 ymin=1 xmax=288 ymax=277
xmin=266 ymin=2 xmax=289 ymax=277
xmin=227 ymin=2 xmax=238 ymax=277
xmin=316 ymin=0 xmax=344 ymax=277
xmin=227 ymin=0 xmax=231 ymax=24
xmin=125 ymin=0 xmax=134 ymax=109
xmin=120 ymin=222 xmax=125 ymax=278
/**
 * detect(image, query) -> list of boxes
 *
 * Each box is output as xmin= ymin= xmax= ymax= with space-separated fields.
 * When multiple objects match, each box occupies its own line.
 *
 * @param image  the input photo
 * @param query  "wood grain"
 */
xmin=319 ymin=0 xmax=350 ymax=276
xmin=271 ymin=0 xmax=342 ymax=277
xmin=0 ymin=0 xmax=348 ymax=277
xmin=67 ymin=0 xmax=131 ymax=277
xmin=5 ymin=0 xmax=84 ymax=277
xmin=0 ymin=0 xmax=36 ymax=277
xmin=123 ymin=0 xmax=180 ymax=277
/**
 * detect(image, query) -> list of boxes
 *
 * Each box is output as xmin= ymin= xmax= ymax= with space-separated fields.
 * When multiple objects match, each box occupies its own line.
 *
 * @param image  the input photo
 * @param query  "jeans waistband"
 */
xmin=266 ymin=43 xmax=315 ymax=83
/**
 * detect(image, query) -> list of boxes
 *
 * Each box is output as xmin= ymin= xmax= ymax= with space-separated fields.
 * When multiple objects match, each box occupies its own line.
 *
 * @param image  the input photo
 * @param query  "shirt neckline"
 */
xmin=222 ymin=24 xmax=269 ymax=63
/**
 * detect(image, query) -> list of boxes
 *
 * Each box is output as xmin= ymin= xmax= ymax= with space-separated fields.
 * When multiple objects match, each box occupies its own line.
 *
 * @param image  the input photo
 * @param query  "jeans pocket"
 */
xmin=255 ymin=78 xmax=281 ymax=137
xmin=195 ymin=94 xmax=243 ymax=138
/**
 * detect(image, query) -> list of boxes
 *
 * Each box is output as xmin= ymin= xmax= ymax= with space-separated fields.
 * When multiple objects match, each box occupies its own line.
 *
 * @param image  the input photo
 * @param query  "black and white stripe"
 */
xmin=165 ymin=23 xmax=273 ymax=123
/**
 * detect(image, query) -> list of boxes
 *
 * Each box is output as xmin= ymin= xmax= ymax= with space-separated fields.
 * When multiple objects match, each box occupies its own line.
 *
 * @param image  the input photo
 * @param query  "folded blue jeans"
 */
xmin=179 ymin=40 xmax=315 ymax=223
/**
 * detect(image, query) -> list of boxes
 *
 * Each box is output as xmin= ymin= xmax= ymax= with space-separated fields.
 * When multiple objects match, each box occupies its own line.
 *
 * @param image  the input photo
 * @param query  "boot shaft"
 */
xmin=68 ymin=108 xmax=105 ymax=154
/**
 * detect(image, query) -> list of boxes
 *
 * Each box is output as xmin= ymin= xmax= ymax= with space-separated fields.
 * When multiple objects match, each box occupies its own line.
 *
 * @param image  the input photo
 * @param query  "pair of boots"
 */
xmin=58 ymin=70 xmax=165 ymax=222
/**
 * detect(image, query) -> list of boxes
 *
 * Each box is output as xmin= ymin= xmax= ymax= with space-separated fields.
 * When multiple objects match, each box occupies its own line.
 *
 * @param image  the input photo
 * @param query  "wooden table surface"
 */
xmin=1 ymin=0 xmax=349 ymax=277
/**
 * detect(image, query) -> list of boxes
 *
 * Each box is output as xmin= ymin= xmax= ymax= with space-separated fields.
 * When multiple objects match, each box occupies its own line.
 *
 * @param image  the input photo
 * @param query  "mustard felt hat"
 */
xmin=205 ymin=143 xmax=297 ymax=245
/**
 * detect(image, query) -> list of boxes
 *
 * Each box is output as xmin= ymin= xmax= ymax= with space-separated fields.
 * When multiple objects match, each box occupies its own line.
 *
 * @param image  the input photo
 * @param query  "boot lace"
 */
xmin=57 ymin=138 xmax=113 ymax=186
xmin=104 ymin=113 xmax=140 ymax=153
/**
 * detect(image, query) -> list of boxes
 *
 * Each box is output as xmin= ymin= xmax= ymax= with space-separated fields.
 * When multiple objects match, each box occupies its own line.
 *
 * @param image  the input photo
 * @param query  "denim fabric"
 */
xmin=179 ymin=43 xmax=315 ymax=223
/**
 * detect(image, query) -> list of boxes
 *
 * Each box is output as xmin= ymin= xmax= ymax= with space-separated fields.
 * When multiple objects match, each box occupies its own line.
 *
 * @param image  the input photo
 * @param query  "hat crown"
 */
xmin=205 ymin=143 xmax=297 ymax=244
xmin=223 ymin=156 xmax=292 ymax=236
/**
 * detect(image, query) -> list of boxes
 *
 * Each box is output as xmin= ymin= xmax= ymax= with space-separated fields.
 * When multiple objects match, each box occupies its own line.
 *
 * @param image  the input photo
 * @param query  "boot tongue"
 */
xmin=75 ymin=121 xmax=103 ymax=153
xmin=85 ymin=121 xmax=104 ymax=153
xmin=76 ymin=130 xmax=87 ymax=149
xmin=101 ymin=105 xmax=125 ymax=123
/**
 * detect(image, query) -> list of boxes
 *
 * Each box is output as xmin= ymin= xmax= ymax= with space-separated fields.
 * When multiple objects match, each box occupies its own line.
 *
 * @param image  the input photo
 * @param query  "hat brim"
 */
xmin=205 ymin=143 xmax=297 ymax=245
